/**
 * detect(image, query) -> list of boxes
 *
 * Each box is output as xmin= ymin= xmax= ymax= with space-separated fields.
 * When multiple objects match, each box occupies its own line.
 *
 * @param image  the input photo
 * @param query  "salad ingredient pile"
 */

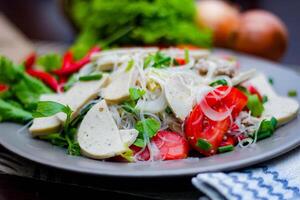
xmin=1 ymin=48 xmax=298 ymax=162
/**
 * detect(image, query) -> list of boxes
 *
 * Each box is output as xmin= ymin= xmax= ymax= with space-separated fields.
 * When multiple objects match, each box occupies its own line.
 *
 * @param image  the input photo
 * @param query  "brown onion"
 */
xmin=196 ymin=0 xmax=240 ymax=47
xmin=232 ymin=10 xmax=288 ymax=61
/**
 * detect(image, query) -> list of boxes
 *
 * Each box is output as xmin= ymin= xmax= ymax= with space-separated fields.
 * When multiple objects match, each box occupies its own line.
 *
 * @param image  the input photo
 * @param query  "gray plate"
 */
xmin=1 ymin=51 xmax=300 ymax=178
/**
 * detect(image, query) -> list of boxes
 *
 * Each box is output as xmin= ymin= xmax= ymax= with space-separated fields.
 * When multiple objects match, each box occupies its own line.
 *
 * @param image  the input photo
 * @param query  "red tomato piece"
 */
xmin=206 ymin=86 xmax=248 ymax=119
xmin=248 ymin=85 xmax=263 ymax=102
xmin=220 ymin=134 xmax=237 ymax=147
xmin=185 ymin=104 xmax=230 ymax=156
xmin=131 ymin=131 xmax=189 ymax=161
xmin=174 ymin=58 xmax=186 ymax=65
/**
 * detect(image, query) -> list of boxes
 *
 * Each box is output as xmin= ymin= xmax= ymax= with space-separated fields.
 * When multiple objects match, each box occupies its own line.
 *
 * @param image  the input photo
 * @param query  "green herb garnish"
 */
xmin=134 ymin=118 xmax=160 ymax=147
xmin=288 ymin=90 xmax=297 ymax=97
xmin=262 ymin=95 xmax=268 ymax=103
xmin=196 ymin=139 xmax=212 ymax=151
xmin=144 ymin=52 xmax=171 ymax=69
xmin=256 ymin=117 xmax=277 ymax=141
xmin=209 ymin=79 xmax=228 ymax=87
xmin=247 ymin=94 xmax=264 ymax=117
xmin=218 ymin=145 xmax=234 ymax=153
xmin=129 ymin=87 xmax=145 ymax=101
xmin=33 ymin=101 xmax=81 ymax=156
xmin=79 ymin=73 xmax=102 ymax=81
xmin=268 ymin=77 xmax=274 ymax=85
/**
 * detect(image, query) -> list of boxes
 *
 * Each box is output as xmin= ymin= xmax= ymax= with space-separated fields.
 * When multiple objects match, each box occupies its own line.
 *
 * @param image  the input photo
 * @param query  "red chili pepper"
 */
xmin=54 ymin=46 xmax=101 ymax=76
xmin=0 ymin=84 xmax=8 ymax=92
xmin=26 ymin=69 xmax=59 ymax=92
xmin=24 ymin=52 xmax=37 ymax=69
xmin=174 ymin=58 xmax=186 ymax=65
xmin=248 ymin=85 xmax=263 ymax=102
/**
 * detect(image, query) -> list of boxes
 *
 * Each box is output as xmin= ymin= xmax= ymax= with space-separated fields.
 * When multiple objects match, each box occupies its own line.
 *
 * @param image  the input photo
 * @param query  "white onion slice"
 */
xmin=199 ymin=98 xmax=233 ymax=121
xmin=136 ymin=92 xmax=168 ymax=113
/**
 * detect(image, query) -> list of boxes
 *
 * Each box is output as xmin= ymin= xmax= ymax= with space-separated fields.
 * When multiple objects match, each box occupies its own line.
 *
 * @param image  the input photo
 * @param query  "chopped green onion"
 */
xmin=247 ymin=94 xmax=264 ymax=117
xmin=218 ymin=145 xmax=234 ymax=153
xmin=165 ymin=106 xmax=172 ymax=114
xmin=256 ymin=117 xmax=277 ymax=141
xmin=196 ymin=139 xmax=212 ymax=151
xmin=184 ymin=49 xmax=189 ymax=63
xmin=79 ymin=73 xmax=102 ymax=81
xmin=209 ymin=79 xmax=228 ymax=87
xmin=288 ymin=90 xmax=297 ymax=97
xmin=125 ymin=59 xmax=134 ymax=72
xmin=262 ymin=95 xmax=268 ymax=103
xmin=268 ymin=77 xmax=274 ymax=85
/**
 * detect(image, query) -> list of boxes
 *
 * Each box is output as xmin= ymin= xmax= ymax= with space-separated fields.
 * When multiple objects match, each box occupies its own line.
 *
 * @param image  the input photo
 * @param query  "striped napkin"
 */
xmin=192 ymin=147 xmax=300 ymax=200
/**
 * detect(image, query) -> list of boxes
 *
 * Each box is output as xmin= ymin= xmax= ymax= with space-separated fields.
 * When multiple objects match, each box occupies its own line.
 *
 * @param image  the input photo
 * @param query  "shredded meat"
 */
xmin=196 ymin=58 xmax=237 ymax=78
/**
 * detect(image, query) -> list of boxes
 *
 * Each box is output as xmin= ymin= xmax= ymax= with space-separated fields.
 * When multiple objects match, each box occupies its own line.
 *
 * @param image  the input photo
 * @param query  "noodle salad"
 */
xmin=17 ymin=48 xmax=299 ymax=161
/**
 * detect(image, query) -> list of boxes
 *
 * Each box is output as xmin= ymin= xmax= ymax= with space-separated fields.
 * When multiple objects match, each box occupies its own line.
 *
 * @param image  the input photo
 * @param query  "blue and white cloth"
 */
xmin=192 ymin=147 xmax=300 ymax=200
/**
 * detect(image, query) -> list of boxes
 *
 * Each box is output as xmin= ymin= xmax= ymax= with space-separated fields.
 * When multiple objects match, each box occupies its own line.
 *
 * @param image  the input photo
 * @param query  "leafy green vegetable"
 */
xmin=129 ymin=87 xmax=145 ymax=101
xmin=288 ymin=90 xmax=297 ymax=97
xmin=36 ymin=53 xmax=62 ymax=72
xmin=196 ymin=139 xmax=212 ymax=151
xmin=0 ymin=56 xmax=51 ymax=123
xmin=209 ymin=79 xmax=228 ymax=87
xmin=69 ymin=0 xmax=212 ymax=57
xmin=0 ymin=99 xmax=32 ymax=123
xmin=79 ymin=73 xmax=102 ymax=81
xmin=256 ymin=117 xmax=277 ymax=141
xmin=134 ymin=118 xmax=160 ymax=147
xmin=247 ymin=94 xmax=264 ymax=117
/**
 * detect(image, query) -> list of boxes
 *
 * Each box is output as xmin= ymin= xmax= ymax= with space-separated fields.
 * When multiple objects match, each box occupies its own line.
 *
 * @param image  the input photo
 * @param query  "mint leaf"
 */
xmin=33 ymin=101 xmax=72 ymax=118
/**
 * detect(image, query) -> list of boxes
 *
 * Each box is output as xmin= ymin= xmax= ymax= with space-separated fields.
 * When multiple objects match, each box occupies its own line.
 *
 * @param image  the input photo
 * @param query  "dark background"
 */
xmin=0 ymin=0 xmax=299 ymax=66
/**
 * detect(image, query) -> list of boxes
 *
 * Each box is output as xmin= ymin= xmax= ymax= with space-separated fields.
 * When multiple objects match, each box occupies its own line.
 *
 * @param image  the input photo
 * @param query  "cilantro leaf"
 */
xmin=129 ymin=87 xmax=145 ymax=101
xmin=134 ymin=118 xmax=160 ymax=147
